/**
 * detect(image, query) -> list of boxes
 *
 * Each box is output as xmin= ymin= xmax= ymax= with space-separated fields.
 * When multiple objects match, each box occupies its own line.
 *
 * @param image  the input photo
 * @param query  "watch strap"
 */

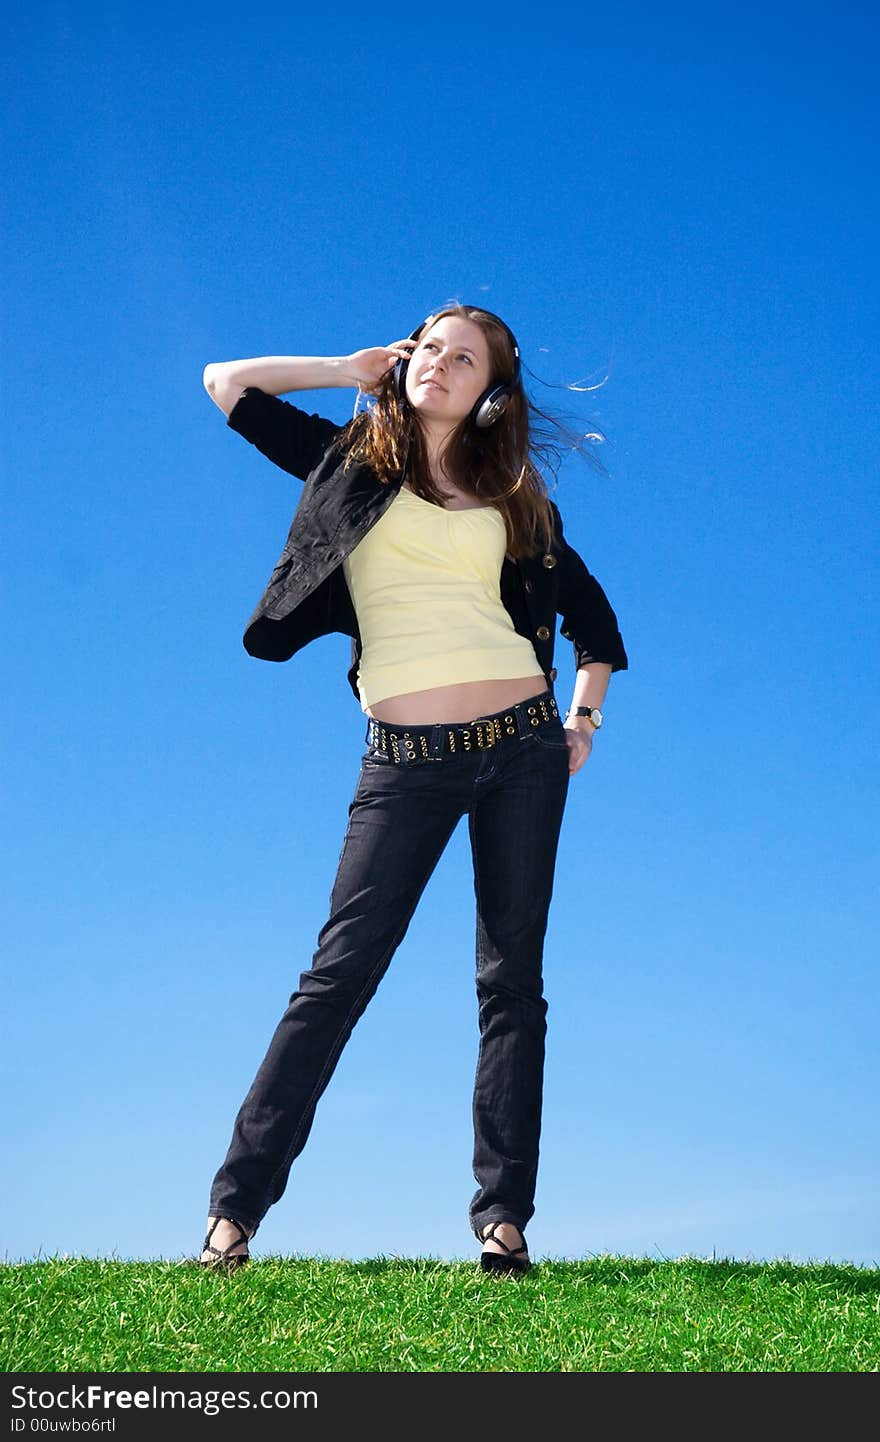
xmin=564 ymin=705 xmax=602 ymax=727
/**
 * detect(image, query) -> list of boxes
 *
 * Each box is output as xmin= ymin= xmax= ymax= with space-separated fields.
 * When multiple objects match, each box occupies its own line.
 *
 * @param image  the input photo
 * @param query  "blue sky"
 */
xmin=3 ymin=2 xmax=878 ymax=1271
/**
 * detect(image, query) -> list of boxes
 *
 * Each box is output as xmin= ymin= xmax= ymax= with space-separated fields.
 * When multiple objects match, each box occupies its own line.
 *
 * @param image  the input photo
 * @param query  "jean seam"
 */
xmin=332 ymin=799 xmax=358 ymax=875
xmin=468 ymin=803 xmax=489 ymax=1236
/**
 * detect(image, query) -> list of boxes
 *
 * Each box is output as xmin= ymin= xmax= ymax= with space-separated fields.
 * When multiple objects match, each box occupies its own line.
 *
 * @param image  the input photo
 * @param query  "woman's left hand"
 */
xmin=563 ymin=723 xmax=593 ymax=775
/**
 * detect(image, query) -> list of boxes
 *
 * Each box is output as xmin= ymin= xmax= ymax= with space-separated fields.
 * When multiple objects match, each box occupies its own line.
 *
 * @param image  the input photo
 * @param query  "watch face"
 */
xmin=590 ymin=709 xmax=603 ymax=728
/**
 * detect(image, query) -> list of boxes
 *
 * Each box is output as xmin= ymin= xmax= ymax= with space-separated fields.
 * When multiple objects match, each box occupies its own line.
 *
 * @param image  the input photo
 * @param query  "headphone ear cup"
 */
xmin=392 ymin=354 xmax=409 ymax=401
xmin=394 ymin=319 xmax=427 ymax=402
xmin=473 ymin=384 xmax=512 ymax=428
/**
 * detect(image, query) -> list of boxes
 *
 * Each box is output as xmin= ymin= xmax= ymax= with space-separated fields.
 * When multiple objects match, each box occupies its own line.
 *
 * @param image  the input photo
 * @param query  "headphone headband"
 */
xmin=392 ymin=305 xmax=522 ymax=428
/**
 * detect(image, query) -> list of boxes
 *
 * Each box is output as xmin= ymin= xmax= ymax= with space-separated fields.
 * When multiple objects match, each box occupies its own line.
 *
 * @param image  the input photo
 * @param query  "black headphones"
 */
xmin=392 ymin=306 xmax=522 ymax=428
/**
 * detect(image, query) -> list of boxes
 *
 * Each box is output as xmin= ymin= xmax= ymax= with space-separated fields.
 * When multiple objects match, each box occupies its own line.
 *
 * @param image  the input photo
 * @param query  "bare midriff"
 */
xmin=365 ymin=675 xmax=549 ymax=725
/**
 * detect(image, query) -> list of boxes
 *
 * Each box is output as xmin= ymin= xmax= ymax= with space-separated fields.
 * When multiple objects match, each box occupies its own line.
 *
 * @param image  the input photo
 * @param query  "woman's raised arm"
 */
xmin=202 ymin=342 xmax=416 ymax=417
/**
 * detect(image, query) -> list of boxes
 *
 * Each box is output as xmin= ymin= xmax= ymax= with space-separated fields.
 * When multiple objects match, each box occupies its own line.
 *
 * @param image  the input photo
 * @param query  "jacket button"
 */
xmin=542 ymin=554 xmax=557 ymax=569
xmin=524 ymin=579 xmax=533 ymax=593
xmin=536 ymin=625 xmax=550 ymax=641
xmin=549 ymin=667 xmax=557 ymax=682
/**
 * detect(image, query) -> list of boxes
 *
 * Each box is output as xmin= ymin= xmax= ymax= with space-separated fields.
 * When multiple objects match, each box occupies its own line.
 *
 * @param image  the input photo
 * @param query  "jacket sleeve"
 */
xmin=225 ymin=386 xmax=345 ymax=482
xmin=551 ymin=502 xmax=629 ymax=673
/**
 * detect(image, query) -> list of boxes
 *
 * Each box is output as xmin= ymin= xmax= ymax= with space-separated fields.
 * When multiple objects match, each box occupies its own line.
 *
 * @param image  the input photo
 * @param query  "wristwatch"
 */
xmin=564 ymin=705 xmax=603 ymax=730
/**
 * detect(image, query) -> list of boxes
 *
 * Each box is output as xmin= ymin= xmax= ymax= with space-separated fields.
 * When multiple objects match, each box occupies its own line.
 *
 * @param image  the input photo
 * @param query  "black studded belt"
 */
xmin=364 ymin=688 xmax=560 ymax=763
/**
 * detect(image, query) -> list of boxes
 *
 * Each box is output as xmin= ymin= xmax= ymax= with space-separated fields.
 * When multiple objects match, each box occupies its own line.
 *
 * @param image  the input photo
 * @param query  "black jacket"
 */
xmin=225 ymin=387 xmax=628 ymax=703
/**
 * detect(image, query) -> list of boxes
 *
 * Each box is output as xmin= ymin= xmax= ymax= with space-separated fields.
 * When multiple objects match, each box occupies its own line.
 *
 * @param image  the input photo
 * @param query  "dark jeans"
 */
xmin=208 ymin=688 xmax=570 ymax=1243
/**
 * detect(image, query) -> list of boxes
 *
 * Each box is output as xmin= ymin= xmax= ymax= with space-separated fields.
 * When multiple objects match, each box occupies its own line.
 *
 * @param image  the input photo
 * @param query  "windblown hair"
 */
xmin=340 ymin=303 xmax=605 ymax=562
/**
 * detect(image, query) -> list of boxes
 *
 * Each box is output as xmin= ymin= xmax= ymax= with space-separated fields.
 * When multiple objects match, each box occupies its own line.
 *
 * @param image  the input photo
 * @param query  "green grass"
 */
xmin=2 ymin=1255 xmax=879 ymax=1372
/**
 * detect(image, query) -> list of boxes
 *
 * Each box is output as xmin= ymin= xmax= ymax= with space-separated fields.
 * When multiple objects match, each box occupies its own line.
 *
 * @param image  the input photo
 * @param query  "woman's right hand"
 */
xmin=344 ymin=340 xmax=417 ymax=395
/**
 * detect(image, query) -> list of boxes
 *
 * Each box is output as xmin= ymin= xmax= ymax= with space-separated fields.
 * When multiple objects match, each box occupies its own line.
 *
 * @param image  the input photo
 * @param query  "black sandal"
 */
xmin=479 ymin=1222 xmax=531 ymax=1276
xmin=199 ymin=1215 xmax=252 ymax=1271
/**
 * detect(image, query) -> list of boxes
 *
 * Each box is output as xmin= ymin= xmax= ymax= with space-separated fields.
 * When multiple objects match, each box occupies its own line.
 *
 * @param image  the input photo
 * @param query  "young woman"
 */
xmin=197 ymin=304 xmax=628 ymax=1276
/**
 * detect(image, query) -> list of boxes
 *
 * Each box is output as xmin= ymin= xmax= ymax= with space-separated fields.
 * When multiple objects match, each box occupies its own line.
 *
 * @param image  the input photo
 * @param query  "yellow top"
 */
xmin=342 ymin=484 xmax=542 ymax=711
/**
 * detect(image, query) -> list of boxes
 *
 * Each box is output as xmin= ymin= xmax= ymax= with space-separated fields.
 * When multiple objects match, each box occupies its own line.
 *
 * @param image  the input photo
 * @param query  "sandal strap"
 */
xmin=201 ymin=1215 xmax=251 ymax=1260
xmin=480 ymin=1222 xmax=528 ymax=1256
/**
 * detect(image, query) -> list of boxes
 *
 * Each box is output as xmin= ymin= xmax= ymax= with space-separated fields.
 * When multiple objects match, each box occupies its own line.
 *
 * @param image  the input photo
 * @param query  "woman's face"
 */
xmin=404 ymin=315 xmax=492 ymax=425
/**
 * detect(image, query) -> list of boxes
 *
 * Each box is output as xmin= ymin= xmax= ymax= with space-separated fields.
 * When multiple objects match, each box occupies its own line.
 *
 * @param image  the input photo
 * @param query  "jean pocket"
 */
xmin=532 ymin=722 xmax=570 ymax=751
xmin=362 ymin=746 xmax=394 ymax=768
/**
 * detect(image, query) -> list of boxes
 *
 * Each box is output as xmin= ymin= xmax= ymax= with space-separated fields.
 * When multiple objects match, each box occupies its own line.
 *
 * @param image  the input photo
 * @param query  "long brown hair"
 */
xmin=340 ymin=304 xmax=598 ymax=561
